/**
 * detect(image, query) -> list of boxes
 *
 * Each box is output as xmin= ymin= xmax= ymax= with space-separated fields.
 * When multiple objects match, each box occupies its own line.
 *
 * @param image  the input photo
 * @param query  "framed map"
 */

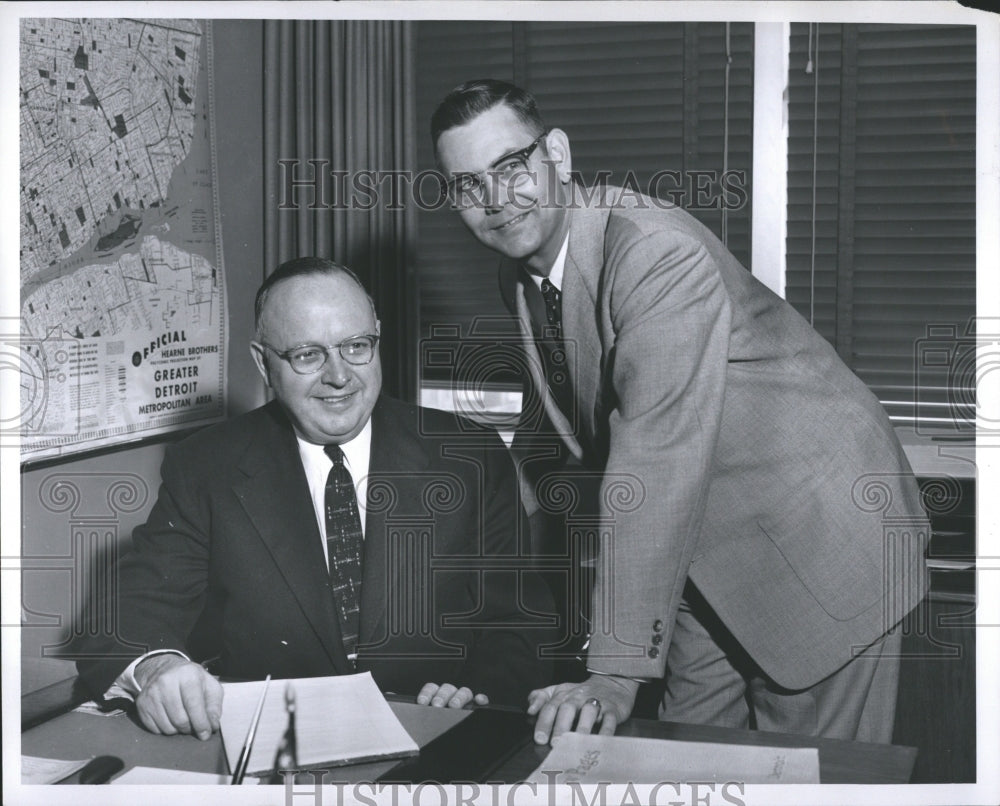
xmin=19 ymin=18 xmax=226 ymax=463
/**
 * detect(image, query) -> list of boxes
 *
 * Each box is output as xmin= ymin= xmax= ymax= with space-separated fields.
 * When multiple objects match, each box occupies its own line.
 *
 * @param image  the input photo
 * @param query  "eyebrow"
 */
xmin=446 ymin=148 xmax=520 ymax=188
xmin=284 ymin=332 xmax=375 ymax=349
xmin=446 ymin=136 xmax=543 ymax=189
xmin=488 ymin=144 xmax=529 ymax=169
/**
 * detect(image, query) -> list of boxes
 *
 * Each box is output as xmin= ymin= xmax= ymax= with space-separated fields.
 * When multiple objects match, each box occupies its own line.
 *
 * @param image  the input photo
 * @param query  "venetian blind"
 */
xmin=785 ymin=23 xmax=976 ymax=426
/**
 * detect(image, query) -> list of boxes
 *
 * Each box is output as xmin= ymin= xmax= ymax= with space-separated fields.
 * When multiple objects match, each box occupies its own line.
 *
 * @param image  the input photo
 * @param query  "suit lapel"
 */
xmin=562 ymin=198 xmax=606 ymax=446
xmin=501 ymin=182 xmax=610 ymax=457
xmin=511 ymin=277 xmax=584 ymax=460
xmin=359 ymin=397 xmax=432 ymax=647
xmin=233 ymin=405 xmax=352 ymax=673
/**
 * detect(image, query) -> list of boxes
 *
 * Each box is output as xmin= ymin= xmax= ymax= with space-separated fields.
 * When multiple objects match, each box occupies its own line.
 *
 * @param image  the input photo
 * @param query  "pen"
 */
xmin=230 ymin=674 xmax=271 ymax=785
xmin=268 ymin=682 xmax=298 ymax=784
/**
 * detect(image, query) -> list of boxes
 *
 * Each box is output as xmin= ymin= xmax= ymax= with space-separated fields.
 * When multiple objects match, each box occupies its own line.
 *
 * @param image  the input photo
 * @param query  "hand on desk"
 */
xmin=416 ymin=682 xmax=489 ymax=709
xmin=134 ymin=654 xmax=223 ymax=741
xmin=527 ymin=674 xmax=640 ymax=745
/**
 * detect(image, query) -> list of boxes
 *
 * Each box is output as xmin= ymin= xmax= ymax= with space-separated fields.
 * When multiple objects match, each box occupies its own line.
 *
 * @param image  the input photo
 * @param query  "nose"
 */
xmin=481 ymin=175 xmax=505 ymax=214
xmin=318 ymin=350 xmax=351 ymax=387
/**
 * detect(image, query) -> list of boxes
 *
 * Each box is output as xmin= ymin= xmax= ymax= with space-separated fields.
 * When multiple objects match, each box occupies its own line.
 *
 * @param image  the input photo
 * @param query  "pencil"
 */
xmin=230 ymin=674 xmax=271 ymax=785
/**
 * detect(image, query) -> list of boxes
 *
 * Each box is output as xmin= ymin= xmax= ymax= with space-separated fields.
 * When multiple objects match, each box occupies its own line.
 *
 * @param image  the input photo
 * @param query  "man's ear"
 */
xmin=544 ymin=128 xmax=573 ymax=184
xmin=250 ymin=341 xmax=271 ymax=388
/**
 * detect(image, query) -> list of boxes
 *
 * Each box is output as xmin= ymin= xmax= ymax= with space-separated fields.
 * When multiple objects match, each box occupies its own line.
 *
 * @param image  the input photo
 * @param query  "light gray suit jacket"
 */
xmin=501 ymin=183 xmax=929 ymax=689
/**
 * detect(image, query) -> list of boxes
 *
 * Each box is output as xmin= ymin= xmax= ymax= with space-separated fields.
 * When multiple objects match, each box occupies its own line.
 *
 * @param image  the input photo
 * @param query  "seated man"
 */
xmin=75 ymin=257 xmax=556 ymax=740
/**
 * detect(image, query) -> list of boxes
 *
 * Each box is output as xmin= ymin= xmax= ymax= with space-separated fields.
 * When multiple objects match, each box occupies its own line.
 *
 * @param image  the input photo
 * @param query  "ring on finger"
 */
xmin=584 ymin=697 xmax=602 ymax=714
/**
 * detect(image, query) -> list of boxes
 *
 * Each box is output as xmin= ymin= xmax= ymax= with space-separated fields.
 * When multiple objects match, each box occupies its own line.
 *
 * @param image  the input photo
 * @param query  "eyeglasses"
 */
xmin=261 ymin=334 xmax=380 ymax=374
xmin=444 ymin=131 xmax=548 ymax=208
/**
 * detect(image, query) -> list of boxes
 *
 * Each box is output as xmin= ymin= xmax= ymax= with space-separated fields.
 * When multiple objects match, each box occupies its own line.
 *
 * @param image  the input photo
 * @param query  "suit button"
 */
xmin=648 ymin=647 xmax=659 ymax=659
xmin=653 ymin=620 xmax=664 ymax=632
xmin=652 ymin=634 xmax=663 ymax=645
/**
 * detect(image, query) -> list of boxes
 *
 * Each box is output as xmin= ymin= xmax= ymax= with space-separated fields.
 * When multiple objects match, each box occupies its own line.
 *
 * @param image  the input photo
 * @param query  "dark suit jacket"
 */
xmin=76 ymin=396 xmax=555 ymax=706
xmin=501 ymin=183 xmax=929 ymax=690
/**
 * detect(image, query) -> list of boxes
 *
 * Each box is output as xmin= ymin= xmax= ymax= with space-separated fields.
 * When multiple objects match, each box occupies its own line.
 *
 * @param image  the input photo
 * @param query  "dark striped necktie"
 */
xmin=323 ymin=445 xmax=364 ymax=665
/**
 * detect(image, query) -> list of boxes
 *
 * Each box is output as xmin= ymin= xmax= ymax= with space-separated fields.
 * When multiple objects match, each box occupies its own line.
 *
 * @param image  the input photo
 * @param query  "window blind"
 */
xmin=785 ymin=23 xmax=976 ymax=426
xmin=414 ymin=21 xmax=515 ymax=351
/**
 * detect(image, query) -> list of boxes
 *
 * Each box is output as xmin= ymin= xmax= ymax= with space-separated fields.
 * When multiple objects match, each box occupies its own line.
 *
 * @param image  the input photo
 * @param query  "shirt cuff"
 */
xmin=585 ymin=667 xmax=650 ymax=684
xmin=105 ymin=649 xmax=190 ymax=701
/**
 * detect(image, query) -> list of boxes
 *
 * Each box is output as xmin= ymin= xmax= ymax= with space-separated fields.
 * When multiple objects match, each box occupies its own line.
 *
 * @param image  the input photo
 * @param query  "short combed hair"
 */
xmin=431 ymin=79 xmax=546 ymax=150
xmin=254 ymin=257 xmax=374 ymax=338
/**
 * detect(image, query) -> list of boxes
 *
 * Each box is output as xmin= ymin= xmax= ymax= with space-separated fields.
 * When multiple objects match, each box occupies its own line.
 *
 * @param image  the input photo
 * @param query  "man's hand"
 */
xmin=133 ymin=654 xmax=223 ymax=740
xmin=416 ymin=682 xmax=489 ymax=709
xmin=527 ymin=674 xmax=640 ymax=745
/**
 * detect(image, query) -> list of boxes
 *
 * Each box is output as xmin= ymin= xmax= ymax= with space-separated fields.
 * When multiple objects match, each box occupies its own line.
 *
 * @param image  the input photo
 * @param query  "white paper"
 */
xmin=527 ymin=733 xmax=821 ymax=785
xmin=220 ymin=672 xmax=419 ymax=775
xmin=73 ymin=700 xmax=127 ymax=717
xmin=21 ymin=755 xmax=90 ymax=785
xmin=111 ymin=767 xmax=259 ymax=785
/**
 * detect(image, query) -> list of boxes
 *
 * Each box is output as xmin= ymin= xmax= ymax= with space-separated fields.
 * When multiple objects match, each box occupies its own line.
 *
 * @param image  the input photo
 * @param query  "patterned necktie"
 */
xmin=323 ymin=445 xmax=364 ymax=665
xmin=537 ymin=277 xmax=574 ymax=417
xmin=540 ymin=278 xmax=562 ymax=338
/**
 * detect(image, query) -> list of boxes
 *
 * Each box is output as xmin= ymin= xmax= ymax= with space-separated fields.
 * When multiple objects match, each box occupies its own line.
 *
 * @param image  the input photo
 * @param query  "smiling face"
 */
xmin=251 ymin=271 xmax=381 ymax=445
xmin=435 ymin=103 xmax=574 ymax=275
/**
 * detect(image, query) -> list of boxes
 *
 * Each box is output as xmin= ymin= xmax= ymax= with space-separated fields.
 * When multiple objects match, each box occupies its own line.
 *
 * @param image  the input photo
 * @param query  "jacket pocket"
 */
xmin=755 ymin=453 xmax=889 ymax=621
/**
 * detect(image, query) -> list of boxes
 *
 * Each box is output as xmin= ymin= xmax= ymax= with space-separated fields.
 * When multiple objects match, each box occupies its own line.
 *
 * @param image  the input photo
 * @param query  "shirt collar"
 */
xmin=526 ymin=233 xmax=569 ymax=292
xmin=295 ymin=415 xmax=373 ymax=479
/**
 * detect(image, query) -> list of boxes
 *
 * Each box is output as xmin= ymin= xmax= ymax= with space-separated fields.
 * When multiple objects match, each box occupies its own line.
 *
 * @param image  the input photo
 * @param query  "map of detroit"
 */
xmin=20 ymin=18 xmax=202 ymax=281
xmin=21 ymin=235 xmax=217 ymax=341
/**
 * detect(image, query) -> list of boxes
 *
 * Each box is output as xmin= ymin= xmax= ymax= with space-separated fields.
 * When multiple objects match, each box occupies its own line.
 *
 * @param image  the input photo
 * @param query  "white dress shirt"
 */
xmin=296 ymin=417 xmax=372 ymax=553
xmin=526 ymin=233 xmax=569 ymax=291
xmin=106 ymin=418 xmax=374 ymax=699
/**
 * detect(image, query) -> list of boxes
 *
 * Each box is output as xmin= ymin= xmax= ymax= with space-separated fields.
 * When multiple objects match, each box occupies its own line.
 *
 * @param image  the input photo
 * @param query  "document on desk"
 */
xmin=220 ymin=672 xmax=419 ymax=775
xmin=110 ymin=767 xmax=259 ymax=785
xmin=21 ymin=755 xmax=90 ymax=784
xmin=527 ymin=734 xmax=820 ymax=784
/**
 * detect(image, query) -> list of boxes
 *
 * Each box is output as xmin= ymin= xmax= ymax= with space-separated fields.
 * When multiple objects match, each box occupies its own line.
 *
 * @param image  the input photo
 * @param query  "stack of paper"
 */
xmin=220 ymin=672 xmax=419 ymax=776
xmin=527 ymin=733 xmax=820 ymax=784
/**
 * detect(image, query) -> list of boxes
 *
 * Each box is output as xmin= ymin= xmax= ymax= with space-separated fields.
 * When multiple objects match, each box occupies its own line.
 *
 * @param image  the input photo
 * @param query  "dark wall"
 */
xmin=20 ymin=20 xmax=266 ymax=679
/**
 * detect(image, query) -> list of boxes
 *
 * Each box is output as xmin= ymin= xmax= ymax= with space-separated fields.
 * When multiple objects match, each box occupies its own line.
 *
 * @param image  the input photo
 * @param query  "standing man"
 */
xmin=432 ymin=79 xmax=928 ymax=744
xmin=75 ymin=257 xmax=555 ymax=739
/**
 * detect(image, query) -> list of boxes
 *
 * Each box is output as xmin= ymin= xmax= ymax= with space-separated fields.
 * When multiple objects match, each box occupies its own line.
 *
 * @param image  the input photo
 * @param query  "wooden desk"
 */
xmin=22 ymin=683 xmax=916 ymax=786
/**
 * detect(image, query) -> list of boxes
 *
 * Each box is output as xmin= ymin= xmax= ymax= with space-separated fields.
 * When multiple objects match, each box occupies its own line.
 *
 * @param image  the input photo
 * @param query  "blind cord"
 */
xmin=808 ymin=23 xmax=820 ymax=327
xmin=722 ymin=22 xmax=732 ymax=247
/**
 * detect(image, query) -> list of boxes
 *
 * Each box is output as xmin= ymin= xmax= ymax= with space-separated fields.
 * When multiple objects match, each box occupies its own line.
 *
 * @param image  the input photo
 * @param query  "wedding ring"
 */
xmin=584 ymin=697 xmax=602 ymax=713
